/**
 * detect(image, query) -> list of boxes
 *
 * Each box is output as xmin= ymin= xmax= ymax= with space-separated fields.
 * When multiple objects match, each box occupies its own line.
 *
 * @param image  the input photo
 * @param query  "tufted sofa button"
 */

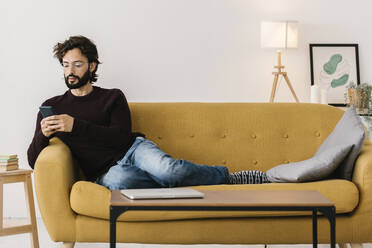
xmin=221 ymin=134 xmax=226 ymax=138
xmin=190 ymin=134 xmax=195 ymax=138
xmin=222 ymin=160 xmax=227 ymax=165
xmin=315 ymin=132 xmax=321 ymax=137
xmin=283 ymin=160 xmax=289 ymax=164
xmin=283 ymin=134 xmax=289 ymax=138
xmin=252 ymin=160 xmax=258 ymax=165
xmin=157 ymin=136 xmax=162 ymax=140
xmin=251 ymin=134 xmax=257 ymax=139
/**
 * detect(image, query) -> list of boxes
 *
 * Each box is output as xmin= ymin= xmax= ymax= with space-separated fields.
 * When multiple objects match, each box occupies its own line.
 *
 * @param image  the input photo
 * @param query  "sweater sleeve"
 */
xmin=71 ymin=90 xmax=132 ymax=148
xmin=27 ymin=111 xmax=50 ymax=169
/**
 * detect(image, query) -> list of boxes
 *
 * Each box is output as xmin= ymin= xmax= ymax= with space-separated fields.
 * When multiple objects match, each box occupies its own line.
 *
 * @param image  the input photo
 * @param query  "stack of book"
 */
xmin=0 ymin=154 xmax=19 ymax=172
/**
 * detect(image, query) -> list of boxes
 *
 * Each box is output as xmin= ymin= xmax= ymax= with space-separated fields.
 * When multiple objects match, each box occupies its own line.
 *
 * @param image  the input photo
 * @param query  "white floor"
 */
xmin=1 ymin=218 xmax=371 ymax=248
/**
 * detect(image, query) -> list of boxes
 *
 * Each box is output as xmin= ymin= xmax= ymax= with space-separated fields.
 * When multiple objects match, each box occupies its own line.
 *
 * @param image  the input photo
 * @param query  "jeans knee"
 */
xmin=159 ymin=159 xmax=188 ymax=187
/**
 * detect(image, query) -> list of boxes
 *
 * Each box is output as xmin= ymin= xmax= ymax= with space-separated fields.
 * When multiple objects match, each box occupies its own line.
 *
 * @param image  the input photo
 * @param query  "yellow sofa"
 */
xmin=33 ymin=103 xmax=372 ymax=247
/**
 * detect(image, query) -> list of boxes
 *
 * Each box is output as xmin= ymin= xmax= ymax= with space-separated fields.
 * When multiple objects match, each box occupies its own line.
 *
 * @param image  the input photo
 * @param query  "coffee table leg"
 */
xmin=329 ymin=207 xmax=336 ymax=248
xmin=312 ymin=209 xmax=318 ymax=248
xmin=110 ymin=206 xmax=129 ymax=248
xmin=319 ymin=206 xmax=336 ymax=248
xmin=110 ymin=206 xmax=117 ymax=248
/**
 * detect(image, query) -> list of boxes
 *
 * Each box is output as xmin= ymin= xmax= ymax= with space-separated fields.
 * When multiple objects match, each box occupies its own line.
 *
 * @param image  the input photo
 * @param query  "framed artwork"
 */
xmin=309 ymin=43 xmax=360 ymax=106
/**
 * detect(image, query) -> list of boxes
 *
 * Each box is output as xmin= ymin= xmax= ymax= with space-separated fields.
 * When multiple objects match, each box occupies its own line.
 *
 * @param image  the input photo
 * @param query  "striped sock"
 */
xmin=228 ymin=170 xmax=269 ymax=184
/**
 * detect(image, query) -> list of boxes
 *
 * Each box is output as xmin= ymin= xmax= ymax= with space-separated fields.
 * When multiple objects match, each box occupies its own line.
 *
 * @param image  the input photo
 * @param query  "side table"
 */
xmin=0 ymin=169 xmax=39 ymax=248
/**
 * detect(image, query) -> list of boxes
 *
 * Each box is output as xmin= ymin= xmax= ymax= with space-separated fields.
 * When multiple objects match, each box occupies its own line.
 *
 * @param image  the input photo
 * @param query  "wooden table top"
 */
xmin=111 ymin=190 xmax=334 ymax=207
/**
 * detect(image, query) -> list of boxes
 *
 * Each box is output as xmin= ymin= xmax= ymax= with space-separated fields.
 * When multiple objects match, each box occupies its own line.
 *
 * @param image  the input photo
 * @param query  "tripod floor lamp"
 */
xmin=261 ymin=21 xmax=300 ymax=103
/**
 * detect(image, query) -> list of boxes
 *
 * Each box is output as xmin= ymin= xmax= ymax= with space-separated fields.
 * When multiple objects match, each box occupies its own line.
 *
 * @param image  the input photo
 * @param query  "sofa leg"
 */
xmin=350 ymin=244 xmax=363 ymax=248
xmin=339 ymin=244 xmax=348 ymax=248
xmin=61 ymin=242 xmax=75 ymax=248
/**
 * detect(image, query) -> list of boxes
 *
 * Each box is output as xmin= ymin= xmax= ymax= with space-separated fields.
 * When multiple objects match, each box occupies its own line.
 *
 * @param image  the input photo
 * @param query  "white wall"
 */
xmin=1 ymin=0 xmax=372 ymax=218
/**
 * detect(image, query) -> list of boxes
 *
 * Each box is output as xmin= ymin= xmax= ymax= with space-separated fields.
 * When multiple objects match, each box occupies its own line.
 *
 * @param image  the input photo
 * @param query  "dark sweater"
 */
xmin=27 ymin=86 xmax=142 ymax=181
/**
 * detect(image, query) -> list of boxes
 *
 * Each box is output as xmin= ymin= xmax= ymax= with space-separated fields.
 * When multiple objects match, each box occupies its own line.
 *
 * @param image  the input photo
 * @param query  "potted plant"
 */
xmin=345 ymin=82 xmax=372 ymax=115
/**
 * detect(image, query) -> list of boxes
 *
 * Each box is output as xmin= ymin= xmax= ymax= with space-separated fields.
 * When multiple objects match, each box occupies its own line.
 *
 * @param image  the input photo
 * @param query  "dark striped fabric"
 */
xmin=228 ymin=170 xmax=269 ymax=184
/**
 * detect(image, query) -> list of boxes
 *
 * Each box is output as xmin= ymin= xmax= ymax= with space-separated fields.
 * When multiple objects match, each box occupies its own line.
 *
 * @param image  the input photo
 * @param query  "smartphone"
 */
xmin=39 ymin=106 xmax=55 ymax=118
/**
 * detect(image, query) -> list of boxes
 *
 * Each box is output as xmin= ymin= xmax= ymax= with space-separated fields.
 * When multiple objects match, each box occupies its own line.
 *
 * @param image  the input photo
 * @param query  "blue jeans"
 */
xmin=96 ymin=137 xmax=229 ymax=190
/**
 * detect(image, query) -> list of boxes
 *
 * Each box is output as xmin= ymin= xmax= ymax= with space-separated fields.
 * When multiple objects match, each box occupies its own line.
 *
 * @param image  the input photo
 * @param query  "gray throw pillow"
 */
xmin=266 ymin=106 xmax=365 ymax=183
xmin=315 ymin=106 xmax=366 ymax=180
xmin=266 ymin=144 xmax=352 ymax=183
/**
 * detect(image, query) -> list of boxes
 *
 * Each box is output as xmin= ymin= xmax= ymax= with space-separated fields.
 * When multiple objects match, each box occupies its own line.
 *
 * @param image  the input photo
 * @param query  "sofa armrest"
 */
xmin=351 ymin=143 xmax=372 ymax=215
xmin=353 ymin=143 xmax=372 ymax=200
xmin=34 ymin=137 xmax=78 ymax=242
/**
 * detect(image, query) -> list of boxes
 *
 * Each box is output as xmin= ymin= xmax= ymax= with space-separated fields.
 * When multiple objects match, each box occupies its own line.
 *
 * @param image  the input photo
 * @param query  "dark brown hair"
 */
xmin=53 ymin=35 xmax=101 ymax=82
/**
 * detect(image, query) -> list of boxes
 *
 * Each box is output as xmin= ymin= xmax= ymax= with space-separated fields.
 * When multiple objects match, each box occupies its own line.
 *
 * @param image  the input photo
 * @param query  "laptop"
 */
xmin=120 ymin=187 xmax=205 ymax=200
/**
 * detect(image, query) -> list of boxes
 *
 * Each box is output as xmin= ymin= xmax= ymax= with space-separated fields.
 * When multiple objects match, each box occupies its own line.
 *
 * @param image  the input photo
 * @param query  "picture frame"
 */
xmin=309 ymin=43 xmax=360 ymax=106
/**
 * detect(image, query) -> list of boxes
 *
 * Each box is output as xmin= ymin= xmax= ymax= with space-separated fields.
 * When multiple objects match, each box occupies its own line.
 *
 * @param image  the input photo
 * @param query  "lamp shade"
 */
xmin=261 ymin=21 xmax=298 ymax=49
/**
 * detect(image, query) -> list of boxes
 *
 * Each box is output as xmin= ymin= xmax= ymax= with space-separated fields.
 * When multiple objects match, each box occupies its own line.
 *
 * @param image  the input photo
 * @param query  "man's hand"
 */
xmin=40 ymin=114 xmax=74 ymax=137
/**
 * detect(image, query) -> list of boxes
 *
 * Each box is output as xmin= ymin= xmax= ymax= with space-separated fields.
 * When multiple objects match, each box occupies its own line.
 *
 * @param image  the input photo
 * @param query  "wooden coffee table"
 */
xmin=110 ymin=190 xmax=335 ymax=248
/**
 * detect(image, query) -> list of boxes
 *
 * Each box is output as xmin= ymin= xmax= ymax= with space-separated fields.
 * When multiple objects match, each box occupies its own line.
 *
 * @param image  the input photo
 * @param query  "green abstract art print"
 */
xmin=310 ymin=44 xmax=360 ymax=106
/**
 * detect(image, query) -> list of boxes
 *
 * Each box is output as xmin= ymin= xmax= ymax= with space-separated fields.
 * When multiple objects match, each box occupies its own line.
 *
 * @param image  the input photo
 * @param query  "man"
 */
xmin=28 ymin=35 xmax=269 ymax=190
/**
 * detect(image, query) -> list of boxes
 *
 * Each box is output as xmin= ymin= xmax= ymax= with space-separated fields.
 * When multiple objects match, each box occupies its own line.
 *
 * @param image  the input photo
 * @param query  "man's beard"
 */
xmin=64 ymin=69 xmax=91 ymax=89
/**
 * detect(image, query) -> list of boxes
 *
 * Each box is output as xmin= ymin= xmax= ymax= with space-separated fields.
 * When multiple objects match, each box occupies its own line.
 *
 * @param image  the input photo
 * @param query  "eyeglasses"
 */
xmin=61 ymin=61 xmax=88 ymax=70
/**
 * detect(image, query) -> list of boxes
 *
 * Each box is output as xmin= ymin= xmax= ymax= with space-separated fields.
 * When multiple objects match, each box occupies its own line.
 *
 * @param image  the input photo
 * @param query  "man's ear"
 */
xmin=89 ymin=62 xmax=97 ymax=72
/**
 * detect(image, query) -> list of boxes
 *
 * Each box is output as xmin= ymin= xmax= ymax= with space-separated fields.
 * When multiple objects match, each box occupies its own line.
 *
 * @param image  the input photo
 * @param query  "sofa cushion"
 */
xmin=266 ymin=144 xmax=352 ymax=183
xmin=70 ymin=180 xmax=359 ymax=222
